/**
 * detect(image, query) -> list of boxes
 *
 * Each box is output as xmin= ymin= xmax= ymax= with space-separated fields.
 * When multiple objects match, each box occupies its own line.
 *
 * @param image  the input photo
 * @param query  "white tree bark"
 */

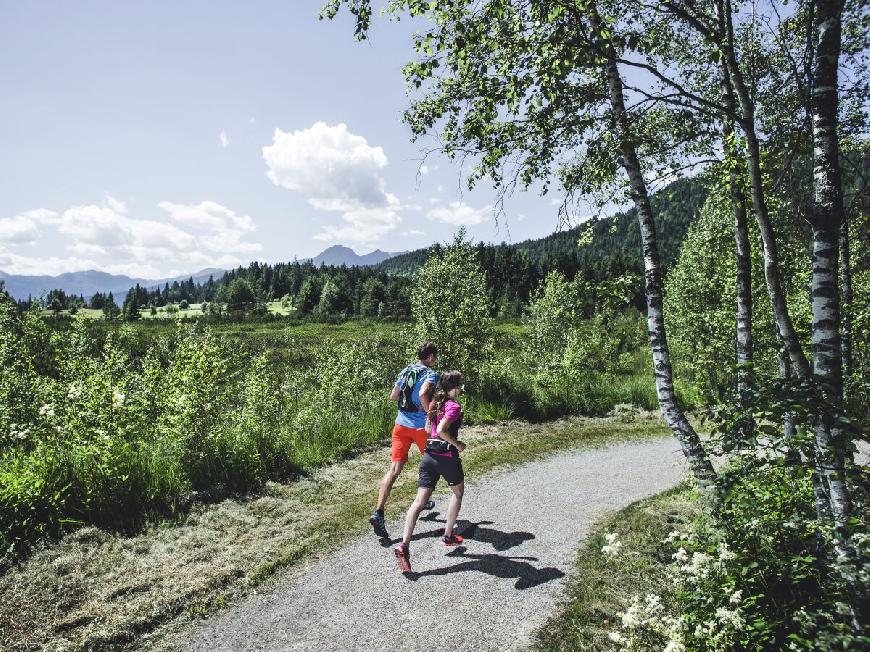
xmin=592 ymin=14 xmax=717 ymax=489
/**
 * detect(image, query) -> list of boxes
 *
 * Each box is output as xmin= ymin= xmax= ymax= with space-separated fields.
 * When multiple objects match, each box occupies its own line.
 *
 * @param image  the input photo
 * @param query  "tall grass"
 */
xmin=0 ymin=307 xmax=700 ymax=558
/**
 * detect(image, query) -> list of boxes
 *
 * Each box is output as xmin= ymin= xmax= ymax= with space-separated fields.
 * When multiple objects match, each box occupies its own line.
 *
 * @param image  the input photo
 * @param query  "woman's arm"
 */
xmin=436 ymin=418 xmax=466 ymax=452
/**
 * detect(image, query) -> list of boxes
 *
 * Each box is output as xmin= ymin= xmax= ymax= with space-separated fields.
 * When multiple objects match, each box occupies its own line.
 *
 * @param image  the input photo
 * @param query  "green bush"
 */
xmin=650 ymin=380 xmax=870 ymax=652
xmin=412 ymin=229 xmax=494 ymax=375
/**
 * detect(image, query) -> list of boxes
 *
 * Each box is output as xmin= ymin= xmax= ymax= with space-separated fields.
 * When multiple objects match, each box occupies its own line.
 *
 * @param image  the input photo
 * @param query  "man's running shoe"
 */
xmin=423 ymin=500 xmax=435 ymax=510
xmin=440 ymin=533 xmax=464 ymax=547
xmin=369 ymin=510 xmax=388 ymax=538
xmin=394 ymin=543 xmax=411 ymax=573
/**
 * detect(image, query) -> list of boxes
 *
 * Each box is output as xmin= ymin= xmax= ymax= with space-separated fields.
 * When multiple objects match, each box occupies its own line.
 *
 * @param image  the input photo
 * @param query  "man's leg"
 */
xmin=376 ymin=460 xmax=406 ymax=512
xmin=371 ymin=426 xmax=412 ymax=537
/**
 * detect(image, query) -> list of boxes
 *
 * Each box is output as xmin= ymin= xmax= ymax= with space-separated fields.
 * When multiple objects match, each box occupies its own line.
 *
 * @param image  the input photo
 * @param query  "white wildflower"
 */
xmin=645 ymin=594 xmax=663 ymax=611
xmin=602 ymin=532 xmax=623 ymax=556
xmin=672 ymin=547 xmax=689 ymax=563
xmin=621 ymin=604 xmax=642 ymax=628
xmin=608 ymin=631 xmax=623 ymax=643
xmin=729 ymin=590 xmax=742 ymax=605
xmin=663 ymin=640 xmax=685 ymax=652
xmin=38 ymin=404 xmax=55 ymax=418
xmin=112 ymin=388 xmax=126 ymax=407
xmin=714 ymin=606 xmax=744 ymax=630
xmin=717 ymin=541 xmax=735 ymax=561
xmin=67 ymin=381 xmax=82 ymax=399
xmin=665 ymin=530 xmax=683 ymax=543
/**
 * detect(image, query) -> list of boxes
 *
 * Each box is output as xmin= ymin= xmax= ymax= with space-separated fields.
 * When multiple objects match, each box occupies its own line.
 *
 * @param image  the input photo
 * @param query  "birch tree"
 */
xmin=324 ymin=0 xmax=718 ymax=487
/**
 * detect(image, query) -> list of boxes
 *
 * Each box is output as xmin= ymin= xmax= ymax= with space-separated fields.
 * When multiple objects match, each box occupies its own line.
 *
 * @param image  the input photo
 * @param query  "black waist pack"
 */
xmin=425 ymin=438 xmax=456 ymax=454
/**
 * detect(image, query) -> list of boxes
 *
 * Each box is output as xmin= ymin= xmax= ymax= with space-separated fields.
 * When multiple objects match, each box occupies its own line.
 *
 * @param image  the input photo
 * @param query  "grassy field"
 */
xmin=46 ymin=300 xmax=296 ymax=320
xmin=0 ymin=413 xmax=674 ymax=651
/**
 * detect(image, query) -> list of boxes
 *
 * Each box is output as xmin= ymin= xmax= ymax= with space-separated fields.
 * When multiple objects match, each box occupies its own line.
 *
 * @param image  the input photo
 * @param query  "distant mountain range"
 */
xmin=0 ymin=246 xmax=405 ymax=300
xmin=0 ymin=268 xmax=225 ymax=301
xmin=308 ymin=245 xmax=404 ymax=267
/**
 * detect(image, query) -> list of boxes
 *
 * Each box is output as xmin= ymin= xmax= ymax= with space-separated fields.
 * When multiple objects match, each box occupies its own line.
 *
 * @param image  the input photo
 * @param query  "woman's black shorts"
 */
xmin=418 ymin=451 xmax=464 ymax=488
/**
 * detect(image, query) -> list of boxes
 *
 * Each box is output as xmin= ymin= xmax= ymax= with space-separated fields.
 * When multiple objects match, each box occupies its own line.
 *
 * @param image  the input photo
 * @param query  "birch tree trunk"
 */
xmin=717 ymin=0 xmax=811 ymax=380
xmin=809 ymin=0 xmax=865 ymax=630
xmin=717 ymin=53 xmax=753 ymax=411
xmin=777 ymin=348 xmax=801 ymax=464
xmin=839 ymin=216 xmax=852 ymax=393
xmin=592 ymin=17 xmax=716 ymax=488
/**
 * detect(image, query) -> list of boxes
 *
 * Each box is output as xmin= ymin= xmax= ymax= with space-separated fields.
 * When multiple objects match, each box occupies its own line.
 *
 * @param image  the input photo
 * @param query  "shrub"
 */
xmin=412 ymin=229 xmax=493 ymax=375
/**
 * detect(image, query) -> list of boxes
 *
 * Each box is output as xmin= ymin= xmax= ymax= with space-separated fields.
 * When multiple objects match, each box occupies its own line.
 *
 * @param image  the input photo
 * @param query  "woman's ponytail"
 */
xmin=427 ymin=370 xmax=463 ymax=422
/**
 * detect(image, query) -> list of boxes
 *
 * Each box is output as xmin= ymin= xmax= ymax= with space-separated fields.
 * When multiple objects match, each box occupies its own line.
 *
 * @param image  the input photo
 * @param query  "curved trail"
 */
xmin=185 ymin=437 xmax=686 ymax=652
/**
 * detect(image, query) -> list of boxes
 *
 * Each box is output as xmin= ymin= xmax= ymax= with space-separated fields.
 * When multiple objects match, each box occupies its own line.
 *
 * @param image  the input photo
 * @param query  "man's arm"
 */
xmin=418 ymin=381 xmax=433 ymax=411
xmin=389 ymin=382 xmax=401 ymax=401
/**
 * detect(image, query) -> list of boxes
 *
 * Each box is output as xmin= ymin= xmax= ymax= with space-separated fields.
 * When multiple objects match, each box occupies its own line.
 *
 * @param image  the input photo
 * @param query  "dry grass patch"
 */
xmin=0 ymin=412 xmax=671 ymax=651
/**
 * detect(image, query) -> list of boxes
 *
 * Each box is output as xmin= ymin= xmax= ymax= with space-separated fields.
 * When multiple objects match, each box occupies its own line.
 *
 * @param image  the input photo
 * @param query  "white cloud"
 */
xmin=105 ymin=196 xmax=128 ymax=214
xmin=0 ymin=197 xmax=262 ymax=278
xmin=21 ymin=208 xmax=60 ymax=225
xmin=313 ymin=199 xmax=402 ymax=244
xmin=59 ymin=205 xmax=135 ymax=247
xmin=158 ymin=200 xmax=255 ymax=233
xmin=263 ymin=121 xmax=391 ymax=211
xmin=419 ymin=164 xmax=429 ymax=175
xmin=517 ymin=214 xmax=526 ymax=222
xmin=427 ymin=201 xmax=492 ymax=226
xmin=219 ymin=130 xmax=229 ymax=148
xmin=0 ymin=215 xmax=40 ymax=244
xmin=402 ymin=229 xmax=426 ymax=237
xmin=0 ymin=208 xmax=61 ymax=246
xmin=0 ymin=247 xmax=100 ymax=276
xmin=264 ymin=121 xmax=406 ymax=243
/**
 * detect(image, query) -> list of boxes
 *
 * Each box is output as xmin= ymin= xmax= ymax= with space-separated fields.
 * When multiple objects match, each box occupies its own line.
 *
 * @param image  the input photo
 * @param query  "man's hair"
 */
xmin=417 ymin=341 xmax=438 ymax=360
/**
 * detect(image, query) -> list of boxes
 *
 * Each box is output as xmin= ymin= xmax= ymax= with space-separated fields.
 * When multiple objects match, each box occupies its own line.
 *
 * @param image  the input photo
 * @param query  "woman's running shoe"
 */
xmin=440 ymin=533 xmax=464 ymax=547
xmin=394 ymin=543 xmax=411 ymax=573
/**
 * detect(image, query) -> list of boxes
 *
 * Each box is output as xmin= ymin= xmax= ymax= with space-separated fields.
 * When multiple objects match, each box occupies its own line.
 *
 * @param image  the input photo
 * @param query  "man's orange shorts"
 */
xmin=391 ymin=424 xmax=428 ymax=463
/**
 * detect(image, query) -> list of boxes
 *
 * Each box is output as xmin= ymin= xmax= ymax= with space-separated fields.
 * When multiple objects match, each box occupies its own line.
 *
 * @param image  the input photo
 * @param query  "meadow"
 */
xmin=0 ymin=301 xmax=681 ymax=560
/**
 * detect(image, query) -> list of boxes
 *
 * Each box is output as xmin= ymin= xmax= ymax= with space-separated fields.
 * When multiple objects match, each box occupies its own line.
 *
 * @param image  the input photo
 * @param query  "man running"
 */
xmin=369 ymin=341 xmax=438 ymax=538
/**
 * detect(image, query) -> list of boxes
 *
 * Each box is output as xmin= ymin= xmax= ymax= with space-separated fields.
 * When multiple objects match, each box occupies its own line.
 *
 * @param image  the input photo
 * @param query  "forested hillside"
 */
xmin=379 ymin=175 xmax=706 ymax=277
xmin=18 ymin=175 xmax=708 ymax=319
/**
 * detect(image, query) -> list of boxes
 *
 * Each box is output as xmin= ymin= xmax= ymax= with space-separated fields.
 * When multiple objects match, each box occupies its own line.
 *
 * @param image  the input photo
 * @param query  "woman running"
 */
xmin=394 ymin=370 xmax=466 ymax=573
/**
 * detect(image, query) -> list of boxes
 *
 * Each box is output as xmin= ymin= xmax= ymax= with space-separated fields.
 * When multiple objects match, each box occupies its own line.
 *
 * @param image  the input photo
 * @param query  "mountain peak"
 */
xmin=309 ymin=246 xmax=404 ymax=267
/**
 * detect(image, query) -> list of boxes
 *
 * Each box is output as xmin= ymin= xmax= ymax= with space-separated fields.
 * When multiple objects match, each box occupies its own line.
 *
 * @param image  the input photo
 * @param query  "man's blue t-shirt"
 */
xmin=394 ymin=363 xmax=438 ymax=429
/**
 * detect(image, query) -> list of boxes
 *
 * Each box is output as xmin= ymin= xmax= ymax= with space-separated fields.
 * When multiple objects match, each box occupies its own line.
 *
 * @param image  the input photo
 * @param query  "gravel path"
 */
xmin=185 ymin=437 xmax=686 ymax=652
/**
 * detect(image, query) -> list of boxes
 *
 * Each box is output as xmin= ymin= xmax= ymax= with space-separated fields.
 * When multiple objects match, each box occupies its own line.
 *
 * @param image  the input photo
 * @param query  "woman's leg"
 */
xmin=443 ymin=482 xmax=464 ymax=537
xmin=402 ymin=486 xmax=434 ymax=546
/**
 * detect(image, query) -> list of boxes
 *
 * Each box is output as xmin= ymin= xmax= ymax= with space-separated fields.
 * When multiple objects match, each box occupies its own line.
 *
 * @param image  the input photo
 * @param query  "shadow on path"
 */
xmin=405 ymin=547 xmax=564 ymax=590
xmin=380 ymin=514 xmax=535 ymax=552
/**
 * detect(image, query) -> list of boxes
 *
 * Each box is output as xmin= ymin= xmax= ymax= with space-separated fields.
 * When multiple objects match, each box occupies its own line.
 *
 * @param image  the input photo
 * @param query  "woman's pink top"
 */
xmin=431 ymin=399 xmax=463 ymax=441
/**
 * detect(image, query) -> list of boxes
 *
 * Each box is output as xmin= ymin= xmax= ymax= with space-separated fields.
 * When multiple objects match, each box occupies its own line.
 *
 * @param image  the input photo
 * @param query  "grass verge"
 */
xmin=533 ymin=485 xmax=700 ymax=652
xmin=0 ymin=412 xmax=672 ymax=651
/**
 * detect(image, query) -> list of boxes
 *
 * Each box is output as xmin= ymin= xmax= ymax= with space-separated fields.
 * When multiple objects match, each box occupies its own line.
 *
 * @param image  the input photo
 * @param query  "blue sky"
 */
xmin=0 ymin=1 xmax=589 ymax=278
